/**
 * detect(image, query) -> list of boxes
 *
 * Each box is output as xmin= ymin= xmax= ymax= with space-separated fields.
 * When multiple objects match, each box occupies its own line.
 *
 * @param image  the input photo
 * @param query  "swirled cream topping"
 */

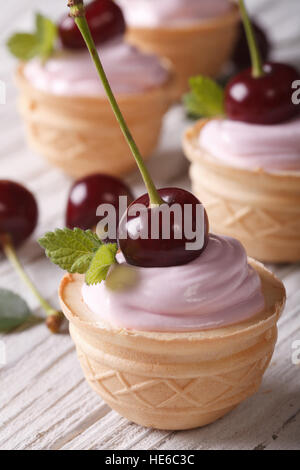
xmin=23 ymin=37 xmax=170 ymax=96
xmin=117 ymin=0 xmax=235 ymax=27
xmin=199 ymin=118 xmax=300 ymax=172
xmin=82 ymin=234 xmax=264 ymax=332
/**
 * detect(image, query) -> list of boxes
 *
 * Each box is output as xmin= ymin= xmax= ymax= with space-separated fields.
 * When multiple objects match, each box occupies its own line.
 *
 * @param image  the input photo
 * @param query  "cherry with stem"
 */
xmin=0 ymin=181 xmax=64 ymax=333
xmin=225 ymin=0 xmax=300 ymax=125
xmin=67 ymin=1 xmax=208 ymax=267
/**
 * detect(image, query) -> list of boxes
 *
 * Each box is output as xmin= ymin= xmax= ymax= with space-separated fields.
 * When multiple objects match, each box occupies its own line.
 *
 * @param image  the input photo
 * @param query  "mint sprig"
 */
xmin=7 ymin=13 xmax=57 ymax=61
xmin=184 ymin=76 xmax=225 ymax=119
xmin=85 ymin=244 xmax=118 ymax=286
xmin=39 ymin=228 xmax=118 ymax=286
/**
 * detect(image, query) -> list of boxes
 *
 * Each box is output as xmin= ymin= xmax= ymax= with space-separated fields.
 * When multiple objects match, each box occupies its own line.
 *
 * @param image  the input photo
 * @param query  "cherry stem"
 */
xmin=68 ymin=1 xmax=163 ymax=207
xmin=238 ymin=0 xmax=264 ymax=78
xmin=0 ymin=234 xmax=63 ymax=332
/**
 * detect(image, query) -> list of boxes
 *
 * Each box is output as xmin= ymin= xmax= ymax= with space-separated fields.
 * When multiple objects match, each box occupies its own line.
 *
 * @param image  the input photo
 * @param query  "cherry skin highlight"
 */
xmin=118 ymin=188 xmax=209 ymax=268
xmin=66 ymin=174 xmax=134 ymax=241
xmin=59 ymin=0 xmax=126 ymax=50
xmin=225 ymin=62 xmax=300 ymax=125
xmin=0 ymin=180 xmax=38 ymax=248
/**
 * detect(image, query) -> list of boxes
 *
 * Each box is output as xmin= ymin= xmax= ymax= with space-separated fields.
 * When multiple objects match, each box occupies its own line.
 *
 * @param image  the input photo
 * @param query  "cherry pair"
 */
xmin=67 ymin=175 xmax=209 ymax=267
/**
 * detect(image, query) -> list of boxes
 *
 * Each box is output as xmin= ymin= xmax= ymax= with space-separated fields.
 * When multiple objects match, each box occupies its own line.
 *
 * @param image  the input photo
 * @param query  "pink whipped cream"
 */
xmin=199 ymin=118 xmax=300 ymax=172
xmin=82 ymin=234 xmax=264 ymax=332
xmin=23 ymin=38 xmax=169 ymax=96
xmin=117 ymin=0 xmax=235 ymax=27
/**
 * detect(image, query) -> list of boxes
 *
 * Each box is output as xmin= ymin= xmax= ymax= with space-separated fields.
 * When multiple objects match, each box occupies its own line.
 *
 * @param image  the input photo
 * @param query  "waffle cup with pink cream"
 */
xmin=117 ymin=0 xmax=240 ymax=100
xmin=39 ymin=1 xmax=286 ymax=431
xmin=183 ymin=1 xmax=300 ymax=263
xmin=10 ymin=2 xmax=174 ymax=178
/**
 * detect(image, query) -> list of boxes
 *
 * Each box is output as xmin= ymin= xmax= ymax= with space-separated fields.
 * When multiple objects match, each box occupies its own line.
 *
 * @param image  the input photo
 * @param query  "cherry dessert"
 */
xmin=66 ymin=174 xmax=134 ymax=240
xmin=0 ymin=180 xmax=38 ymax=248
xmin=225 ymin=0 xmax=300 ymax=125
xmin=118 ymin=189 xmax=209 ymax=268
xmin=59 ymin=0 xmax=126 ymax=49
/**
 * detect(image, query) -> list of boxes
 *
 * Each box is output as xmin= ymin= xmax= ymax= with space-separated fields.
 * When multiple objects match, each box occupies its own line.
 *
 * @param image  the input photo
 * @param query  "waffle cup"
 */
xmin=183 ymin=120 xmax=300 ymax=264
xmin=15 ymin=64 xmax=174 ymax=178
xmin=125 ymin=7 xmax=240 ymax=100
xmin=59 ymin=260 xmax=285 ymax=430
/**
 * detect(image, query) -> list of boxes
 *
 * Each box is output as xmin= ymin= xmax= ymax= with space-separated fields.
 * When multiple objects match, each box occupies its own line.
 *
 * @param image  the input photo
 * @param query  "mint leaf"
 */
xmin=6 ymin=13 xmax=57 ymax=61
xmin=70 ymin=253 xmax=95 ymax=273
xmin=0 ymin=289 xmax=31 ymax=331
xmin=85 ymin=244 xmax=118 ymax=286
xmin=36 ymin=13 xmax=57 ymax=60
xmin=39 ymin=228 xmax=118 ymax=285
xmin=39 ymin=228 xmax=103 ymax=274
xmin=184 ymin=76 xmax=225 ymax=118
xmin=7 ymin=33 xmax=40 ymax=61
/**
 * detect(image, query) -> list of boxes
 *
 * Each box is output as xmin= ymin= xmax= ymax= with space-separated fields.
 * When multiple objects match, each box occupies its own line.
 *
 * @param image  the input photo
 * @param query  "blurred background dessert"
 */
xmin=117 ymin=0 xmax=240 ymax=99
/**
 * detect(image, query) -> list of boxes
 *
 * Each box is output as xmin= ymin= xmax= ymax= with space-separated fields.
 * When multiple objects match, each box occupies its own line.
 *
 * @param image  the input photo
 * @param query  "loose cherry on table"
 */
xmin=118 ymin=188 xmax=209 ymax=268
xmin=0 ymin=180 xmax=38 ymax=248
xmin=66 ymin=174 xmax=134 ymax=241
xmin=232 ymin=21 xmax=270 ymax=71
xmin=59 ymin=0 xmax=126 ymax=49
xmin=0 ymin=180 xmax=63 ymax=333
xmin=225 ymin=0 xmax=300 ymax=125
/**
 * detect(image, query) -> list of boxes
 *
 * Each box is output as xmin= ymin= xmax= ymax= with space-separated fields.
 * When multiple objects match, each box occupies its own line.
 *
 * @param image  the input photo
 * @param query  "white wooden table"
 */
xmin=0 ymin=0 xmax=299 ymax=450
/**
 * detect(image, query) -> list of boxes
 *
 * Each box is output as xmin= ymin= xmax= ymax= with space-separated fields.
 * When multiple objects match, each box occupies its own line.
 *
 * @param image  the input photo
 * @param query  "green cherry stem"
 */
xmin=238 ymin=0 xmax=264 ymax=78
xmin=0 ymin=234 xmax=64 ymax=333
xmin=68 ymin=0 xmax=163 ymax=207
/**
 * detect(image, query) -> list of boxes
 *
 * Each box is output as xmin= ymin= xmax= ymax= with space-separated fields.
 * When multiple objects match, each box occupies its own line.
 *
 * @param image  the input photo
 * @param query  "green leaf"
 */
xmin=39 ymin=228 xmax=103 ymax=274
xmin=6 ymin=13 xmax=57 ymax=61
xmin=6 ymin=33 xmax=40 ymax=61
xmin=70 ymin=253 xmax=95 ymax=274
xmin=183 ymin=76 xmax=225 ymax=119
xmin=35 ymin=13 xmax=57 ymax=60
xmin=85 ymin=244 xmax=118 ymax=286
xmin=0 ymin=289 xmax=31 ymax=331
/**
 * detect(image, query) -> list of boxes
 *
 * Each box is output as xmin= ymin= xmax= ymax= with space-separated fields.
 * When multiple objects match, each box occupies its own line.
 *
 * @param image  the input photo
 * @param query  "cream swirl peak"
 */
xmin=23 ymin=37 xmax=170 ymax=96
xmin=117 ymin=0 xmax=235 ymax=27
xmin=199 ymin=118 xmax=300 ymax=172
xmin=82 ymin=234 xmax=264 ymax=332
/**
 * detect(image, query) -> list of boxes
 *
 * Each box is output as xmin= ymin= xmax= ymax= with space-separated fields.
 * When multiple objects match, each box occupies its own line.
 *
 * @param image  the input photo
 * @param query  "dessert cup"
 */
xmin=125 ymin=8 xmax=240 ymax=100
xmin=15 ymin=64 xmax=174 ymax=178
xmin=183 ymin=120 xmax=300 ymax=264
xmin=59 ymin=260 xmax=285 ymax=430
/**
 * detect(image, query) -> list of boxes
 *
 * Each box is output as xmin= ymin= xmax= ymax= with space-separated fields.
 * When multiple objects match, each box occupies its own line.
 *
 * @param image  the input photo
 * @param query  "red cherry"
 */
xmin=66 ymin=174 xmax=134 ymax=241
xmin=118 ymin=188 xmax=209 ymax=268
xmin=0 ymin=181 xmax=63 ymax=332
xmin=59 ymin=0 xmax=126 ymax=50
xmin=0 ymin=181 xmax=38 ymax=248
xmin=225 ymin=62 xmax=300 ymax=125
xmin=232 ymin=21 xmax=270 ymax=71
